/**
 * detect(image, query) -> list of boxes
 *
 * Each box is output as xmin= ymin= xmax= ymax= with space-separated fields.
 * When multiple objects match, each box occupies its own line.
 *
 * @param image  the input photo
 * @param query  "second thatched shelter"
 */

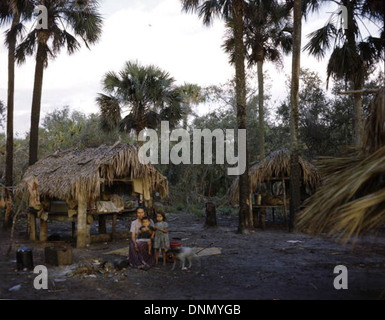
xmin=229 ymin=148 xmax=320 ymax=205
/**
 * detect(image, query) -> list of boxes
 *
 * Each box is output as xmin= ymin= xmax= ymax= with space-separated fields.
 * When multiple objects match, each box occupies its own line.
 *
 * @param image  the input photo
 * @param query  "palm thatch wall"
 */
xmin=229 ymin=149 xmax=320 ymax=204
xmin=296 ymin=88 xmax=385 ymax=242
xmin=17 ymin=143 xmax=168 ymax=203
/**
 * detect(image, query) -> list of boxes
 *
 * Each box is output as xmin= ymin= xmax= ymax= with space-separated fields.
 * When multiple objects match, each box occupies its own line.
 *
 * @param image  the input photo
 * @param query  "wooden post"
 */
xmin=86 ymin=214 xmax=93 ymax=244
xmin=72 ymin=221 xmax=76 ymax=238
xmin=76 ymin=195 xmax=88 ymax=248
xmin=3 ymin=190 xmax=13 ymax=229
xmin=111 ymin=213 xmax=117 ymax=239
xmin=338 ymin=89 xmax=379 ymax=95
xmin=98 ymin=215 xmax=106 ymax=234
xmin=252 ymin=206 xmax=259 ymax=228
xmin=282 ymin=178 xmax=287 ymax=223
xmin=205 ymin=202 xmax=217 ymax=228
xmin=39 ymin=219 xmax=48 ymax=242
xmin=86 ymin=224 xmax=91 ymax=245
xmin=29 ymin=212 xmax=37 ymax=241
xmin=260 ymin=208 xmax=266 ymax=230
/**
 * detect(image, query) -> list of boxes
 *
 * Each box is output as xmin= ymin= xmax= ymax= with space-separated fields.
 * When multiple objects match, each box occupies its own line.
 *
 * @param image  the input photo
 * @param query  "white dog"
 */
xmin=171 ymin=247 xmax=200 ymax=270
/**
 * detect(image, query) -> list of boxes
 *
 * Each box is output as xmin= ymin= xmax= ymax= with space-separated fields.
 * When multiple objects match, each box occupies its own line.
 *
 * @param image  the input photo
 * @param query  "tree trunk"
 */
xmin=233 ymin=0 xmax=252 ymax=234
xmin=3 ymin=191 xmax=13 ymax=230
xmin=29 ymin=42 xmax=46 ymax=166
xmin=344 ymin=1 xmax=364 ymax=147
xmin=353 ymin=81 xmax=364 ymax=147
xmin=257 ymin=60 xmax=265 ymax=160
xmin=183 ymin=103 xmax=190 ymax=130
xmin=5 ymin=12 xmax=21 ymax=188
xmin=381 ymin=5 xmax=385 ymax=86
xmin=205 ymin=202 xmax=217 ymax=228
xmin=39 ymin=219 xmax=48 ymax=241
xmin=77 ymin=196 xmax=88 ymax=248
xmin=289 ymin=0 xmax=302 ymax=232
xmin=98 ymin=215 xmax=107 ymax=234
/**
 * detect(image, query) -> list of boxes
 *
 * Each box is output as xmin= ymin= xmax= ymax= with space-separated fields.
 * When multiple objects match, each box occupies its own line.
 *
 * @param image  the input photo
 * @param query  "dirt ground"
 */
xmin=1 ymin=210 xmax=385 ymax=300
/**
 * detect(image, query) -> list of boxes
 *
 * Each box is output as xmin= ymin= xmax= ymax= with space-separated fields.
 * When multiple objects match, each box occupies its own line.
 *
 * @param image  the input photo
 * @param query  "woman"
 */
xmin=127 ymin=207 xmax=155 ymax=269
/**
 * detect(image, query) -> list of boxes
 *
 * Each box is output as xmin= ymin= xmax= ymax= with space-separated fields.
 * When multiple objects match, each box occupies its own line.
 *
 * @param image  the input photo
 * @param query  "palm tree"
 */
xmin=289 ymin=0 xmax=303 ymax=232
xmin=223 ymin=0 xmax=293 ymax=160
xmin=363 ymin=0 xmax=385 ymax=82
xmin=0 ymin=1 xmax=34 ymax=229
xmin=304 ymin=0 xmax=383 ymax=146
xmin=0 ymin=2 xmax=12 ymax=32
xmin=178 ymin=83 xmax=205 ymax=129
xmin=15 ymin=0 xmax=103 ymax=166
xmin=97 ymin=61 xmax=183 ymax=137
xmin=0 ymin=2 xmax=12 ymax=31
xmin=4 ymin=1 xmax=34 ymax=189
xmin=181 ymin=0 xmax=252 ymax=233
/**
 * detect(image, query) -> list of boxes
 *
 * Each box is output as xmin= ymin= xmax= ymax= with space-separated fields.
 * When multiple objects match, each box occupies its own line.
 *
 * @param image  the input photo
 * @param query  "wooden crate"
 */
xmin=44 ymin=245 xmax=73 ymax=266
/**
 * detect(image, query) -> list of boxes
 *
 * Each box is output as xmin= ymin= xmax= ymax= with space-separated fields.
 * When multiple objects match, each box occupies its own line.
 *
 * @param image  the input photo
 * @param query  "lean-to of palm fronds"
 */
xmin=296 ymin=88 xmax=385 ymax=242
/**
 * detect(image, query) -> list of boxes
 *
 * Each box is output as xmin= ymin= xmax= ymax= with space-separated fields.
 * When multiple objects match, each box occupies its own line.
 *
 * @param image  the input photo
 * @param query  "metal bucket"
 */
xmin=170 ymin=241 xmax=181 ymax=249
xmin=167 ymin=241 xmax=182 ymax=263
xmin=16 ymin=247 xmax=34 ymax=271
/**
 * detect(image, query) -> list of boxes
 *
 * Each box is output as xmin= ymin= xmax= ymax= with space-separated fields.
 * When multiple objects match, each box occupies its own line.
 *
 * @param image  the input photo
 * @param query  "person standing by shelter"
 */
xmin=127 ymin=207 xmax=155 ymax=269
xmin=154 ymin=212 xmax=170 ymax=265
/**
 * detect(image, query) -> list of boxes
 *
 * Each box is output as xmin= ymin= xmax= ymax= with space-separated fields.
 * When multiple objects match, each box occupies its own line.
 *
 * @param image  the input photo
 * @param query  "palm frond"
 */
xmin=304 ymin=23 xmax=337 ymax=59
xmin=199 ymin=0 xmax=228 ymax=25
xmin=119 ymin=114 xmax=137 ymax=133
xmin=362 ymin=0 xmax=385 ymax=22
xmin=15 ymin=29 xmax=37 ymax=65
xmin=362 ymin=36 xmax=385 ymax=61
xmin=5 ymin=22 xmax=26 ymax=49
xmin=296 ymin=88 xmax=385 ymax=242
xmin=96 ymin=93 xmax=121 ymax=132
xmin=0 ymin=2 xmax=13 ymax=26
xmin=326 ymin=44 xmax=364 ymax=85
xmin=181 ymin=0 xmax=201 ymax=13
xmin=52 ymin=25 xmax=81 ymax=55
xmin=103 ymin=71 xmax=121 ymax=93
xmin=63 ymin=4 xmax=103 ymax=46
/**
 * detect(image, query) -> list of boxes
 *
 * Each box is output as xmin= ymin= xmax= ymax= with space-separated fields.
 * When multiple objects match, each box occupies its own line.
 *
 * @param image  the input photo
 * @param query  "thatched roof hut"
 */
xmin=296 ymin=88 xmax=385 ymax=242
xmin=229 ymin=149 xmax=320 ymax=204
xmin=17 ymin=143 xmax=168 ymax=248
xmin=17 ymin=143 xmax=168 ymax=203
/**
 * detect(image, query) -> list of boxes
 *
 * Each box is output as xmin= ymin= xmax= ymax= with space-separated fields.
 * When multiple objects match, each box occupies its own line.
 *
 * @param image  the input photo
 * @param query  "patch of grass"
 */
xmin=186 ymin=204 xmax=204 ymax=217
xmin=218 ymin=207 xmax=236 ymax=216
xmin=163 ymin=205 xmax=178 ymax=213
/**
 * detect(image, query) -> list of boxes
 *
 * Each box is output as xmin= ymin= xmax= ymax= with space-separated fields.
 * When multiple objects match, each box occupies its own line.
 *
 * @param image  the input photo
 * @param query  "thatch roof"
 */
xmin=229 ymin=149 xmax=320 ymax=204
xmin=17 ymin=143 xmax=168 ymax=202
xmin=296 ymin=88 xmax=385 ymax=242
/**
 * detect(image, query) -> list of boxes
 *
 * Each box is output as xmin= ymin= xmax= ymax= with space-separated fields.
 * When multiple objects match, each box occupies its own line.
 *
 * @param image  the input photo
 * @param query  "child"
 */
xmin=137 ymin=217 xmax=154 ymax=255
xmin=153 ymin=212 xmax=170 ymax=265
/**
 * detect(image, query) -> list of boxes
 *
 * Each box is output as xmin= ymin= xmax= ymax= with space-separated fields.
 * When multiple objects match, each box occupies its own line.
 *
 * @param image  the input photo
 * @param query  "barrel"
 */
xmin=16 ymin=247 xmax=34 ymax=271
xmin=170 ymin=241 xmax=181 ymax=249
xmin=167 ymin=241 xmax=182 ymax=263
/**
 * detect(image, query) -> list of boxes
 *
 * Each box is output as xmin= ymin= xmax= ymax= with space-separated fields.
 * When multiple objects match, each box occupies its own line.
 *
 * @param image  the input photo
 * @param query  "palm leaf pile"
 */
xmin=296 ymin=88 xmax=385 ymax=242
xmin=16 ymin=143 xmax=168 ymax=203
xmin=229 ymin=148 xmax=320 ymax=204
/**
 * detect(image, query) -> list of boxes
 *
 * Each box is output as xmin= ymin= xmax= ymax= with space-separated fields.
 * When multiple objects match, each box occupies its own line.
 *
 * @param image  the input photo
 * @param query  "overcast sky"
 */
xmin=0 ymin=0 xmax=381 ymax=136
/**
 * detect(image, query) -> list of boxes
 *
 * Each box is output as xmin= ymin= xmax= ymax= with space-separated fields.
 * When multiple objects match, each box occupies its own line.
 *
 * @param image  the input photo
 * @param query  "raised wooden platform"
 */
xmin=28 ymin=208 xmax=136 ymax=246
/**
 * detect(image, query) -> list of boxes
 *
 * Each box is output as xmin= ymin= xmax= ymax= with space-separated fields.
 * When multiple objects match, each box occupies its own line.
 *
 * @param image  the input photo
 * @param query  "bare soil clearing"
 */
xmin=1 ymin=212 xmax=385 ymax=300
